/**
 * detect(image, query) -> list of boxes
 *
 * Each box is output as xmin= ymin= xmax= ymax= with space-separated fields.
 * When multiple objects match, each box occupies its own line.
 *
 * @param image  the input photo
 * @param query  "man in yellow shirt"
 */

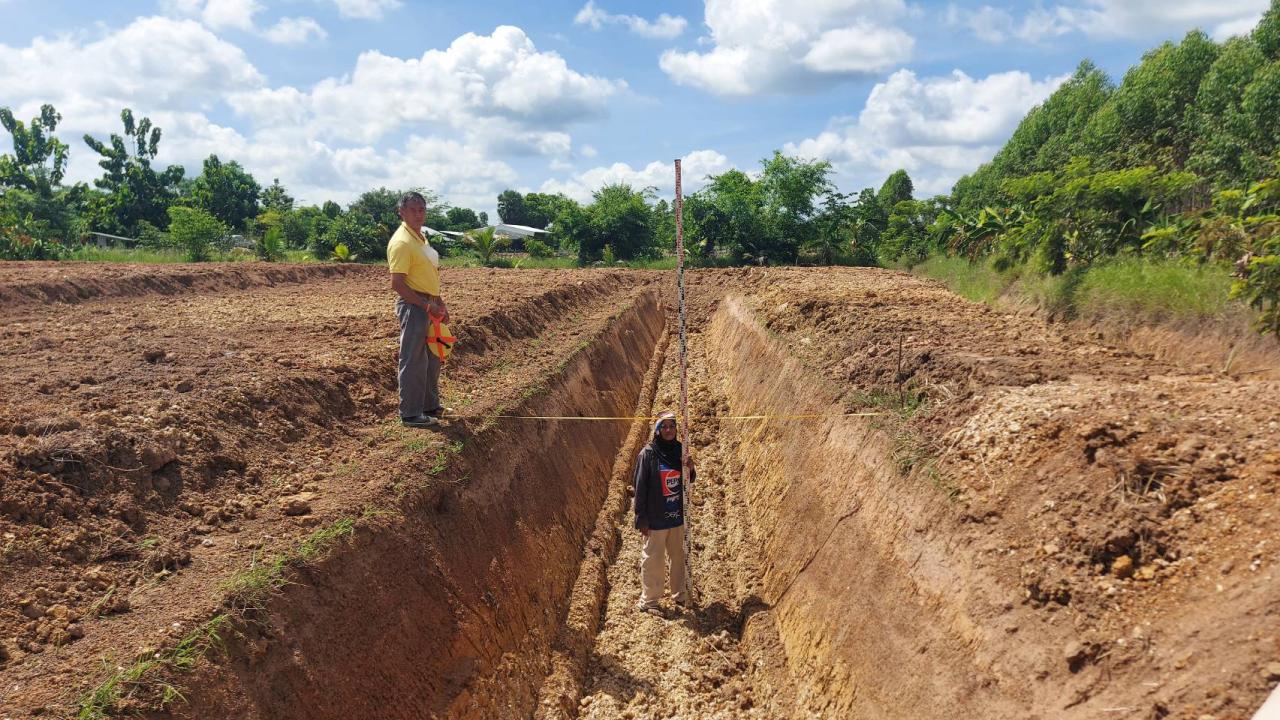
xmin=388 ymin=191 xmax=450 ymax=428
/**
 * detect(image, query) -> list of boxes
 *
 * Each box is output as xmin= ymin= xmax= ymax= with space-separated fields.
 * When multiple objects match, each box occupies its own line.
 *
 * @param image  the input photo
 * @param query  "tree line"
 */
xmin=0 ymin=107 xmax=490 ymax=262
xmin=491 ymin=154 xmax=920 ymax=268
xmin=11 ymin=0 xmax=1277 ymax=339
xmin=860 ymin=0 xmax=1280 ymax=337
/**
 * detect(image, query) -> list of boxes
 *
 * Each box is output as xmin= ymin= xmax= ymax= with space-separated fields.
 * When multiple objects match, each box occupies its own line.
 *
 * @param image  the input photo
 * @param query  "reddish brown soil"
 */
xmin=0 ymin=262 xmax=658 ymax=716
xmin=739 ymin=267 xmax=1280 ymax=718
xmin=1 ymin=263 xmax=1276 ymax=719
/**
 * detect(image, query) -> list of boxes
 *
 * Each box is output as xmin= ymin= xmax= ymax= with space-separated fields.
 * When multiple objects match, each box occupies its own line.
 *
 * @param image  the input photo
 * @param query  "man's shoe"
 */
xmin=426 ymin=406 xmax=455 ymax=419
xmin=635 ymin=600 xmax=661 ymax=613
xmin=401 ymin=414 xmax=439 ymax=428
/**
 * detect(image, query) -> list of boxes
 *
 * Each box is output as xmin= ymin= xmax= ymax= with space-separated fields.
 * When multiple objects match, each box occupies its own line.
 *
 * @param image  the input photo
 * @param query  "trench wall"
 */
xmin=706 ymin=297 xmax=1037 ymax=719
xmin=171 ymin=290 xmax=664 ymax=720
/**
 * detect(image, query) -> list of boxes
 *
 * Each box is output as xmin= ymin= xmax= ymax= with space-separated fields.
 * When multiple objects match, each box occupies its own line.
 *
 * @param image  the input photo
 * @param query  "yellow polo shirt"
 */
xmin=387 ymin=222 xmax=441 ymax=296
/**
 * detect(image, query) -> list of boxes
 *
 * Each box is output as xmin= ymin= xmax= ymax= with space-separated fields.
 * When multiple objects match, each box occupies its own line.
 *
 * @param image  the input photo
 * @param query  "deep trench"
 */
xmin=168 ymin=292 xmax=1014 ymax=719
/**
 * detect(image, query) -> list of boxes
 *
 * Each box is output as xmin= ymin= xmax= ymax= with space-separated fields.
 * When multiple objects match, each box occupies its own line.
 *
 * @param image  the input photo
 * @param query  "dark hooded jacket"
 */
xmin=632 ymin=418 xmax=696 ymax=531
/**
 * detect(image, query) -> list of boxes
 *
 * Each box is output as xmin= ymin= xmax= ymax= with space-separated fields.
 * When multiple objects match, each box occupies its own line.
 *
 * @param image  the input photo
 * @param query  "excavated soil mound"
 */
xmin=0 ymin=261 xmax=373 ymax=308
xmin=1 ymin=264 xmax=1276 ymax=719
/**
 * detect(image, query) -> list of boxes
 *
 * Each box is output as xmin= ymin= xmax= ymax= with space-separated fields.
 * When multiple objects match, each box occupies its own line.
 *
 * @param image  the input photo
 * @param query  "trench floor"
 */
xmin=575 ymin=326 xmax=792 ymax=720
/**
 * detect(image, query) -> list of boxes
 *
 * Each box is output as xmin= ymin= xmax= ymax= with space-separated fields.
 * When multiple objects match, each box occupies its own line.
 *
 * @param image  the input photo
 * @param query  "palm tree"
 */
xmin=466 ymin=227 xmax=509 ymax=266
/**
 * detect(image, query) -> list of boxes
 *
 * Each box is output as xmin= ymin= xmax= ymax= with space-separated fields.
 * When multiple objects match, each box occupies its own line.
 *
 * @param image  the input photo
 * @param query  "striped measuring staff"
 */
xmin=674 ymin=157 xmax=696 ymax=605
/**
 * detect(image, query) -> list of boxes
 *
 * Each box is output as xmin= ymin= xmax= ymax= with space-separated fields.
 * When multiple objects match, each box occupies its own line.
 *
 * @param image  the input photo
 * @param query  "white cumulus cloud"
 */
xmin=574 ymin=1 xmax=688 ymax=39
xmin=540 ymin=149 xmax=731 ymax=203
xmin=659 ymin=0 xmax=914 ymax=96
xmin=785 ymin=68 xmax=1066 ymax=195
xmin=331 ymin=0 xmax=402 ymax=20
xmin=950 ymin=0 xmax=1267 ymax=43
xmin=247 ymin=26 xmax=623 ymax=145
xmin=0 ymin=19 xmax=621 ymax=211
xmin=263 ymin=16 xmax=328 ymax=44
xmin=163 ymin=0 xmax=327 ymax=45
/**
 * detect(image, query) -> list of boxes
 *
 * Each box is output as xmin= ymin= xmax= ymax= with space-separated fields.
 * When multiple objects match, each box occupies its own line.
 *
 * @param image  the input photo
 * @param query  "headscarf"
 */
xmin=651 ymin=410 xmax=682 ymax=469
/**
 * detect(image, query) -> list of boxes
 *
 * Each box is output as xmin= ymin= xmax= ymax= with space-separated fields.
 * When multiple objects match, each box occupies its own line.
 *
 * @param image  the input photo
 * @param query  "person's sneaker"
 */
xmin=674 ymin=596 xmax=694 ymax=610
xmin=635 ymin=600 xmax=661 ymax=613
xmin=401 ymin=414 xmax=439 ymax=428
xmin=426 ymin=406 xmax=456 ymax=419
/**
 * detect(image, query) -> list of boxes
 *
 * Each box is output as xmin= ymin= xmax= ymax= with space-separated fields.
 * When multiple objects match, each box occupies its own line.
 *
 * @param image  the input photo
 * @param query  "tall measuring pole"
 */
xmin=674 ymin=158 xmax=695 ymax=603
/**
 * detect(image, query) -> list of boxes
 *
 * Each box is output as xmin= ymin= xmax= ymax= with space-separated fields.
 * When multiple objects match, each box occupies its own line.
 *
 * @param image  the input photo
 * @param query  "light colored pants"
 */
xmin=640 ymin=524 xmax=687 ymax=605
xmin=396 ymin=296 xmax=441 ymax=418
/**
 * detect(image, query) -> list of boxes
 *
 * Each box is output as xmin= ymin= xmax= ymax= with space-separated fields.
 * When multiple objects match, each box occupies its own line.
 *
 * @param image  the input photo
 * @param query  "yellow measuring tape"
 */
xmin=446 ymin=412 xmax=884 ymax=421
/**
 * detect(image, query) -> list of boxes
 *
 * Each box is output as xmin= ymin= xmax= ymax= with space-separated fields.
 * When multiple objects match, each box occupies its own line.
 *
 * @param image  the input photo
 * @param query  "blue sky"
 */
xmin=0 ymin=0 xmax=1270 ymax=217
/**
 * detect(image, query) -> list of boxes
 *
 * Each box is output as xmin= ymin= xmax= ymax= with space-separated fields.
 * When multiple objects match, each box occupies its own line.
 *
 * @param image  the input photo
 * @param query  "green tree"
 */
xmin=256 ymin=225 xmax=285 ymax=261
xmin=1186 ymin=37 xmax=1268 ymax=186
xmin=876 ymin=170 xmax=914 ymax=211
xmin=261 ymin=178 xmax=294 ymax=213
xmin=586 ymin=183 xmax=656 ymax=262
xmin=445 ymin=207 xmax=480 ymax=231
xmin=497 ymin=189 xmax=530 ymax=225
xmin=0 ymin=104 xmax=84 ymax=242
xmin=188 ymin=155 xmax=261 ymax=230
xmin=1255 ymin=0 xmax=1280 ymax=60
xmin=693 ymin=169 xmax=766 ymax=261
xmin=523 ymin=192 xmax=573 ymax=229
xmin=479 ymin=211 xmax=489 ymax=225
xmin=758 ymin=151 xmax=834 ymax=262
xmin=550 ymin=200 xmax=590 ymax=255
xmin=808 ymin=191 xmax=855 ymax=265
xmin=1240 ymin=59 xmax=1280 ymax=165
xmin=83 ymin=109 xmax=185 ymax=236
xmin=348 ymin=187 xmax=403 ymax=234
xmin=317 ymin=212 xmax=382 ymax=261
xmin=851 ymin=188 xmax=887 ymax=261
xmin=0 ymin=104 xmax=69 ymax=193
xmin=280 ymin=208 xmax=313 ymax=248
xmin=1077 ymin=30 xmax=1220 ymax=168
xmin=167 ymin=205 xmax=226 ymax=262
xmin=880 ymin=199 xmax=941 ymax=264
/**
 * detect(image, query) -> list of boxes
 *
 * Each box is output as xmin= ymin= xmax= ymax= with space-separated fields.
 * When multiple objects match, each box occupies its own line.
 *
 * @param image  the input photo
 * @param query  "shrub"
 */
xmin=166 ymin=206 xmax=226 ymax=262
xmin=319 ymin=213 xmax=381 ymax=262
xmin=137 ymin=220 xmax=173 ymax=250
xmin=525 ymin=237 xmax=555 ymax=258
xmin=255 ymin=226 xmax=285 ymax=262
xmin=330 ymin=242 xmax=358 ymax=262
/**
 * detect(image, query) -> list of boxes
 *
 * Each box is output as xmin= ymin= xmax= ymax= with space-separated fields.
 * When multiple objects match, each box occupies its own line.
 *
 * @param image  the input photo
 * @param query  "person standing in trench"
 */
xmin=388 ymin=191 xmax=451 ymax=428
xmin=634 ymin=411 xmax=696 ymax=611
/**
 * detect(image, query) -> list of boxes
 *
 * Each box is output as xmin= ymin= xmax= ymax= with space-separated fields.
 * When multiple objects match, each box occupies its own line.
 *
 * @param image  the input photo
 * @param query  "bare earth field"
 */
xmin=0 ymin=262 xmax=1276 ymax=719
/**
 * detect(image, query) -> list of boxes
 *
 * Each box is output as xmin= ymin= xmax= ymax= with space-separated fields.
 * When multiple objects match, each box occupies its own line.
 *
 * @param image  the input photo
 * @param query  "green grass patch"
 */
xmin=221 ymin=517 xmax=356 ymax=611
xmin=912 ymin=255 xmax=1018 ymax=305
xmin=77 ymin=614 xmax=230 ymax=720
xmin=849 ymin=385 xmax=927 ymax=420
xmin=64 ymin=246 xmax=321 ymax=264
xmin=1072 ymin=257 xmax=1234 ymax=323
xmin=429 ymin=440 xmax=464 ymax=475
xmin=916 ymin=253 xmax=1239 ymax=326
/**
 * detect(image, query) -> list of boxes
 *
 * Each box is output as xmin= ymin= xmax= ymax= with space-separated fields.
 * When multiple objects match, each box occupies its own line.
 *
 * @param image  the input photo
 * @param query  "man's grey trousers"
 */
xmin=396 ymin=295 xmax=441 ymax=419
